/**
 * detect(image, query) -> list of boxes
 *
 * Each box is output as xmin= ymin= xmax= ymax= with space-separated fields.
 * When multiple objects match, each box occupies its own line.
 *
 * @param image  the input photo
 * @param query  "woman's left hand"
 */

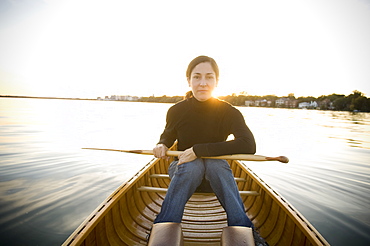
xmin=178 ymin=147 xmax=197 ymax=165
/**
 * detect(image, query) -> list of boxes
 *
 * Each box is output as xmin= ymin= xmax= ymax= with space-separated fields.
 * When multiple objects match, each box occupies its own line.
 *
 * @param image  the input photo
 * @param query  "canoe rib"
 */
xmin=62 ymin=147 xmax=330 ymax=246
xmin=241 ymin=164 xmax=329 ymax=245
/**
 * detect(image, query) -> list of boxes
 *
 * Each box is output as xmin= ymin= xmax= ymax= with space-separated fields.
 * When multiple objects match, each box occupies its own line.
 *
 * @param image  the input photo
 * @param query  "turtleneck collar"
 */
xmin=189 ymin=97 xmax=217 ymax=110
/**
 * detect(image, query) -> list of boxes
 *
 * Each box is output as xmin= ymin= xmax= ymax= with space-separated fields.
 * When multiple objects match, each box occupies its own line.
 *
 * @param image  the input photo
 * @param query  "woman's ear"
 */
xmin=187 ymin=77 xmax=191 ymax=87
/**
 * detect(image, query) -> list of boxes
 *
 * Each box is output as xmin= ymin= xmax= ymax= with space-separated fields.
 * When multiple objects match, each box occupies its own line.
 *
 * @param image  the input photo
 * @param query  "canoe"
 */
xmin=62 ymin=146 xmax=329 ymax=246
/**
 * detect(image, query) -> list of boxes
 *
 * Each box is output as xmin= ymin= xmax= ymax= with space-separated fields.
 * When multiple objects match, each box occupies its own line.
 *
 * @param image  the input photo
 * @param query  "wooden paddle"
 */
xmin=82 ymin=148 xmax=289 ymax=163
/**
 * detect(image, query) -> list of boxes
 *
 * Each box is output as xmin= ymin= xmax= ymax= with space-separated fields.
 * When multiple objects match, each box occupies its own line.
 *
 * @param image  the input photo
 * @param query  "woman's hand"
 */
xmin=178 ymin=147 xmax=197 ymax=165
xmin=153 ymin=144 xmax=169 ymax=159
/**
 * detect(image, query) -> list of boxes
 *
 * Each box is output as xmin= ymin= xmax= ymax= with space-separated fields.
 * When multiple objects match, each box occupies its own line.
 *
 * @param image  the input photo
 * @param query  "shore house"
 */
xmin=298 ymin=101 xmax=318 ymax=109
xmin=275 ymin=98 xmax=288 ymax=107
xmin=275 ymin=98 xmax=297 ymax=108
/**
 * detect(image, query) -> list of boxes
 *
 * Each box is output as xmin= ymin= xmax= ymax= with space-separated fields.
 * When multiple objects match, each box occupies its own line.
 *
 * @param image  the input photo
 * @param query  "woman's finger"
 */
xmin=153 ymin=144 xmax=168 ymax=158
xmin=178 ymin=147 xmax=197 ymax=165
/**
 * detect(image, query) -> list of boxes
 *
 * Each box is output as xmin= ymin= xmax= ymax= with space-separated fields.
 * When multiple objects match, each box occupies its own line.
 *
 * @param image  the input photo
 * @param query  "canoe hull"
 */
xmin=63 ymin=155 xmax=329 ymax=246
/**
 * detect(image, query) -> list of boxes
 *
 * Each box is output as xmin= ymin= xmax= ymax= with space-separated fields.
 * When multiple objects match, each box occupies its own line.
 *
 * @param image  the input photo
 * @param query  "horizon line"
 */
xmin=1 ymin=90 xmax=367 ymax=100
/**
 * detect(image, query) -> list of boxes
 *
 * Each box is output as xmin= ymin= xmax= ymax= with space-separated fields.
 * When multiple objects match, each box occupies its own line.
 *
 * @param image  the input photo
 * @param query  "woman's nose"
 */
xmin=199 ymin=79 xmax=207 ymax=86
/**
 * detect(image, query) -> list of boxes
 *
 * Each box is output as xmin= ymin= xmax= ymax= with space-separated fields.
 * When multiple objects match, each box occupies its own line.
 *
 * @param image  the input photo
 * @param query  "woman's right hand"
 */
xmin=153 ymin=144 xmax=169 ymax=159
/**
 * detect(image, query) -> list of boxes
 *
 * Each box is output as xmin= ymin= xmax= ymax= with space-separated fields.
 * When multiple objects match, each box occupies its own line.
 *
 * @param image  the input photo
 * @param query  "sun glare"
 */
xmin=1 ymin=0 xmax=369 ymax=98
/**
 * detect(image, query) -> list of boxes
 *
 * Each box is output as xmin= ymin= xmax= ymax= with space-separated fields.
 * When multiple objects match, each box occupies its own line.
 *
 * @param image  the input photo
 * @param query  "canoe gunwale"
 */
xmin=61 ymin=157 xmax=159 ymax=246
xmin=235 ymin=160 xmax=330 ymax=246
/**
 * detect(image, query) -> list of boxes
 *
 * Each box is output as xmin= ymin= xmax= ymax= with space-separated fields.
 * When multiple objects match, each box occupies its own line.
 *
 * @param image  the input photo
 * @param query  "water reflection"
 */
xmin=239 ymin=107 xmax=370 ymax=245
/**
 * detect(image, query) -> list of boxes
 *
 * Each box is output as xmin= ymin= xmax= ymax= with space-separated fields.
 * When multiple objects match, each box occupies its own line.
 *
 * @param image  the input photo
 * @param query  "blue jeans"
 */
xmin=153 ymin=158 xmax=253 ymax=227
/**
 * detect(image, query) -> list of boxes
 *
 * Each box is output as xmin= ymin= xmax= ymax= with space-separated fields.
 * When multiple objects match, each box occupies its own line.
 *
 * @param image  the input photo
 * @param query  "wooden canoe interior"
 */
xmin=63 ymin=155 xmax=329 ymax=246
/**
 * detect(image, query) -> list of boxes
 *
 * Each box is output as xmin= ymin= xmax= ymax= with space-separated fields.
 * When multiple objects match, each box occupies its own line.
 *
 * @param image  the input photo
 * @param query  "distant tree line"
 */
xmin=137 ymin=90 xmax=370 ymax=112
xmin=139 ymin=95 xmax=184 ymax=103
xmin=316 ymin=91 xmax=370 ymax=112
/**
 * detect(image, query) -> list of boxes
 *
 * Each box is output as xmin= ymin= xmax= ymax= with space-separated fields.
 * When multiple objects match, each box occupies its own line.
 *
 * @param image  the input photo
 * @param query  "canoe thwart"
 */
xmin=137 ymin=186 xmax=260 ymax=196
xmin=221 ymin=226 xmax=255 ymax=246
xmin=149 ymin=174 xmax=247 ymax=182
xmin=148 ymin=222 xmax=183 ymax=246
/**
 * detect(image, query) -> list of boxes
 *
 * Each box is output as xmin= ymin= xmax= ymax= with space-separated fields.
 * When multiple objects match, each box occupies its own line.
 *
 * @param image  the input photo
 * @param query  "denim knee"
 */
xmin=169 ymin=158 xmax=205 ymax=182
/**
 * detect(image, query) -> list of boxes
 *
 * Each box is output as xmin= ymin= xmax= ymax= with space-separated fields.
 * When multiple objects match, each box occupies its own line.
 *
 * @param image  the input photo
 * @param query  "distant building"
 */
xmin=119 ymin=95 xmax=140 ymax=101
xmin=245 ymin=101 xmax=254 ymax=107
xmin=275 ymin=98 xmax=288 ymax=107
xmin=102 ymin=95 xmax=141 ymax=101
xmin=245 ymin=99 xmax=272 ymax=107
xmin=286 ymin=99 xmax=298 ymax=108
xmin=275 ymin=98 xmax=297 ymax=108
xmin=255 ymin=99 xmax=268 ymax=107
xmin=319 ymin=99 xmax=335 ymax=110
xmin=298 ymin=101 xmax=318 ymax=109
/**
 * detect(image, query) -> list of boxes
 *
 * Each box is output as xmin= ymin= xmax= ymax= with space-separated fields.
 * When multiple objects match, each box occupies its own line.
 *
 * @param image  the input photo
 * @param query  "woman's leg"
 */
xmin=154 ymin=159 xmax=205 ymax=223
xmin=204 ymin=159 xmax=253 ymax=227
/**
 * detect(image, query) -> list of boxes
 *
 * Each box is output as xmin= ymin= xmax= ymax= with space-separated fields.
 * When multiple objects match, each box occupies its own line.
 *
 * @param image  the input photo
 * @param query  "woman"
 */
xmin=152 ymin=55 xmax=256 ymax=238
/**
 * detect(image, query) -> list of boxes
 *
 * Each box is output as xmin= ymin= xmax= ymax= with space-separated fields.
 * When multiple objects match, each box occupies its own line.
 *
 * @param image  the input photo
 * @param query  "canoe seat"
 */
xmin=137 ymin=186 xmax=260 ymax=196
xmin=149 ymin=174 xmax=247 ymax=182
xmin=148 ymin=222 xmax=183 ymax=246
xmin=221 ymin=226 xmax=255 ymax=246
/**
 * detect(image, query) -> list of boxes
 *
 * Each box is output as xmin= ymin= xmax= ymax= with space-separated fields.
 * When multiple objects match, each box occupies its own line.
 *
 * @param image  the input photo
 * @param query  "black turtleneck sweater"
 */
xmin=158 ymin=97 xmax=256 ymax=157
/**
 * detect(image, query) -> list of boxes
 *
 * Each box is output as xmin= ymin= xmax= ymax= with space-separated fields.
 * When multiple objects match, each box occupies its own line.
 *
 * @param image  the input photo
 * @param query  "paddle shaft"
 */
xmin=82 ymin=148 xmax=289 ymax=163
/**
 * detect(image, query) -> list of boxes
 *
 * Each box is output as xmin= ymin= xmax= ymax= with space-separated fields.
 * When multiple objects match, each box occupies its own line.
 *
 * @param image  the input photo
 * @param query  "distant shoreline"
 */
xmin=2 ymin=92 xmax=370 ymax=112
xmin=0 ymin=95 xmax=96 ymax=101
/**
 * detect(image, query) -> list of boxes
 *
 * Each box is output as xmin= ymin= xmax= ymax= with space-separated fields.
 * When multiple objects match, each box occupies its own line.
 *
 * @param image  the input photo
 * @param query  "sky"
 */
xmin=0 ymin=0 xmax=369 ymax=99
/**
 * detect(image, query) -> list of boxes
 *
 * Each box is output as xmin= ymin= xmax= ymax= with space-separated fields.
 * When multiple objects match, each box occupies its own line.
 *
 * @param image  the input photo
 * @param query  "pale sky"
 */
xmin=0 ymin=0 xmax=369 ymax=98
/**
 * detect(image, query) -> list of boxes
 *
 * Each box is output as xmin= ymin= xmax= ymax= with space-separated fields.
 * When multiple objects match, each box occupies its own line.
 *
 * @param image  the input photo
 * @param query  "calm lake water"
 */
xmin=0 ymin=98 xmax=369 ymax=246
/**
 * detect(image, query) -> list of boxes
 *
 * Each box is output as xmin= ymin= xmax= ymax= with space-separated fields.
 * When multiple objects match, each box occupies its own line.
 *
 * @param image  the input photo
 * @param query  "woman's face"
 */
xmin=188 ymin=62 xmax=218 ymax=102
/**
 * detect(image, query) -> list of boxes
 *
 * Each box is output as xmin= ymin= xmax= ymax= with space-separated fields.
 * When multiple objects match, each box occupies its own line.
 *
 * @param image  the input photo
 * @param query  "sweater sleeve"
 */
xmin=157 ymin=107 xmax=177 ymax=148
xmin=193 ymin=107 xmax=256 ymax=157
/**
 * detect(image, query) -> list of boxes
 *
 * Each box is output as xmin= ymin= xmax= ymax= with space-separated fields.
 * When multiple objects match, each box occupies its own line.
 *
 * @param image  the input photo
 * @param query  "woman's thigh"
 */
xmin=168 ymin=158 xmax=205 ymax=180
